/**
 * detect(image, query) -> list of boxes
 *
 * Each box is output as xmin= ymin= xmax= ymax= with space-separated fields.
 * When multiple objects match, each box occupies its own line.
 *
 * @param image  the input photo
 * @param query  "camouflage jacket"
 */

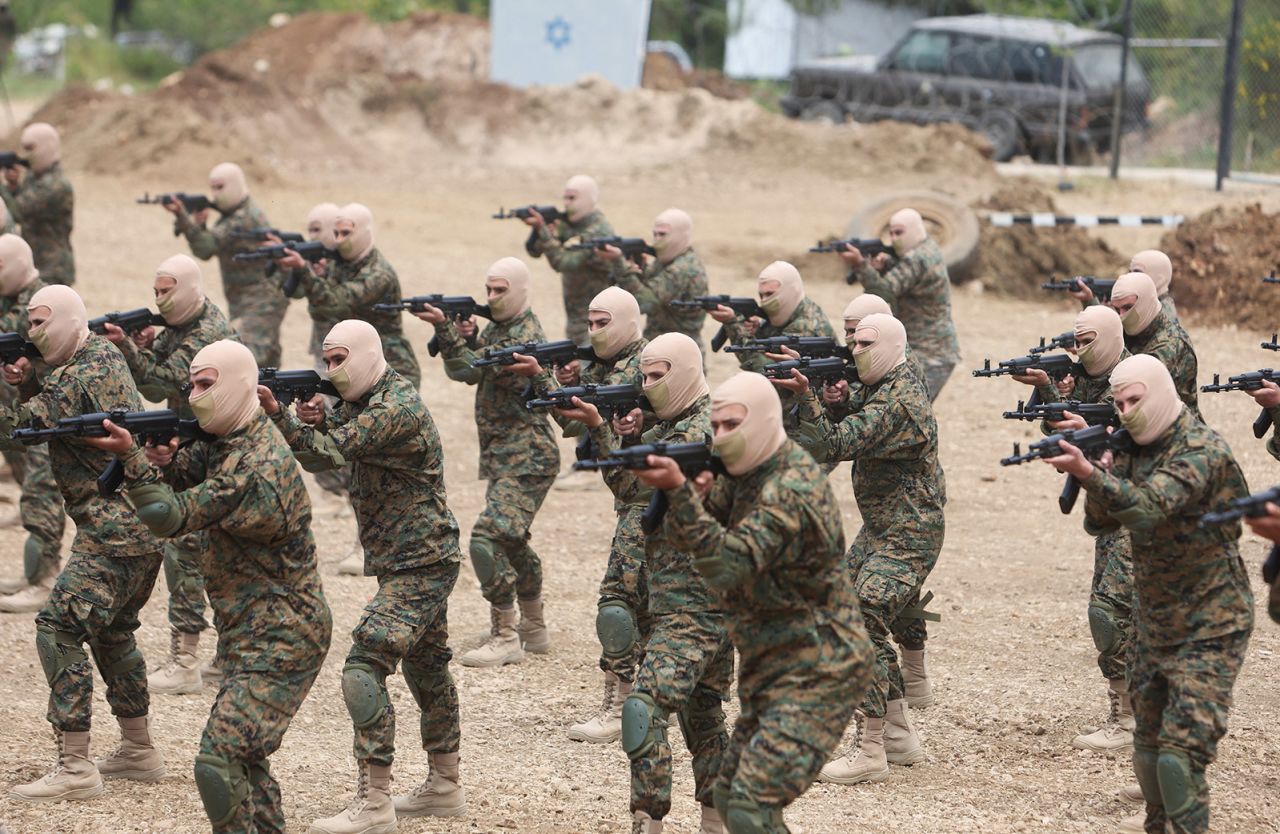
xmin=122 ymin=413 xmax=332 ymax=673
xmin=856 ymin=238 xmax=960 ymax=366
xmin=1032 ymin=350 xmax=1131 ymax=435
xmin=0 ymin=335 xmax=158 ymax=557
xmin=611 ymin=248 xmax=709 ymax=348
xmin=723 ymin=297 xmax=836 ymax=374
xmin=117 ymin=299 xmax=236 ymax=414
xmin=177 ymin=196 xmax=276 ymax=295
xmin=590 ymin=394 xmax=717 ymax=614
xmin=433 ymin=308 xmax=560 ymax=480
xmin=1123 ymin=312 xmax=1199 ymax=419
xmin=527 ymin=209 xmax=615 ymax=283
xmin=296 ymin=247 xmax=420 ymax=387
xmin=1 ymin=162 xmax=74 ymax=285
xmin=275 ymin=368 xmax=460 ymax=575
xmin=0 ymin=277 xmax=46 ymax=336
xmin=1082 ymin=409 xmax=1253 ymax=646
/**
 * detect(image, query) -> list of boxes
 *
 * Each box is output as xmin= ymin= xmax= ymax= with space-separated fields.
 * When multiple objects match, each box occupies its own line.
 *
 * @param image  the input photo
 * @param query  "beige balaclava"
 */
xmin=1111 ymin=272 xmax=1161 ymax=336
xmin=306 ymin=202 xmax=341 ymax=249
xmin=852 ymin=313 xmax=907 ymax=385
xmin=653 ymin=208 xmax=693 ymax=265
xmin=891 ymin=207 xmax=928 ymax=254
xmin=335 ymin=202 xmax=375 ymax=263
xmin=27 ymin=285 xmax=89 ymax=366
xmin=1129 ymin=250 xmax=1173 ymax=297
xmin=588 ymin=286 xmax=642 ymax=360
xmin=155 ymin=254 xmax=205 ymax=326
xmin=486 ymin=256 xmax=531 ymax=322
xmin=1074 ymin=305 xmax=1125 ymax=377
xmin=1109 ymin=353 xmax=1183 ymax=445
xmin=209 ymin=162 xmax=248 ymax=213
xmin=758 ymin=261 xmax=804 ymax=327
xmin=564 ymin=174 xmax=599 ymax=222
xmin=324 ymin=319 xmax=388 ymax=402
xmin=188 ymin=340 xmax=261 ymax=435
xmin=841 ymin=293 xmax=892 ymax=334
xmin=21 ymin=123 xmax=60 ymax=173
xmin=0 ymin=233 xmax=38 ymax=297
xmin=711 ymin=372 xmax=787 ymax=476
xmin=641 ymin=333 xmax=708 ymax=420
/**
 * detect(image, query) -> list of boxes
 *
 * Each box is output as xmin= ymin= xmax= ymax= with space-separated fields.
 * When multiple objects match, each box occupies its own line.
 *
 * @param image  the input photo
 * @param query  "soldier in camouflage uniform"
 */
xmin=1068 ymin=249 xmax=1178 ymax=322
xmin=281 ymin=202 xmax=341 ymax=366
xmin=414 ymin=257 xmax=559 ymax=668
xmin=523 ymin=174 xmax=615 ymax=345
xmin=266 ymin=321 xmax=464 ymax=833
xmin=779 ymin=314 xmax=943 ymax=785
xmin=711 ymin=261 xmax=834 ymax=372
xmin=841 ymin=208 xmax=960 ymax=401
xmin=167 ymin=162 xmax=287 ymax=368
xmin=0 ymin=234 xmax=66 ymax=613
xmin=1 ymin=123 xmax=75 ymax=286
xmin=103 ymin=254 xmax=236 ymax=694
xmin=605 ymin=208 xmax=708 ymax=352
xmin=1109 ymin=272 xmax=1199 ymax=419
xmin=1243 ymin=382 xmax=1280 ymax=625
xmin=1 ymin=286 xmax=166 ymax=804
xmin=646 ymin=372 xmax=874 ymax=834
xmin=510 ymin=286 xmax=651 ymax=742
xmin=90 ymin=339 xmax=331 ymax=833
xmin=1047 ymin=355 xmax=1253 ymax=834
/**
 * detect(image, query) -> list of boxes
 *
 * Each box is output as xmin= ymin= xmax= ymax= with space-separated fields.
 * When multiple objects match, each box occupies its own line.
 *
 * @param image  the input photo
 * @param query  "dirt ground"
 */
xmin=3 ymin=53 xmax=1280 ymax=834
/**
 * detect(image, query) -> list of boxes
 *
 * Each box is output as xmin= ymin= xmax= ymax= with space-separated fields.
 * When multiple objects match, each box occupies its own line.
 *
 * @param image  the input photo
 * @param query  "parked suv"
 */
xmin=780 ymin=14 xmax=1151 ymax=161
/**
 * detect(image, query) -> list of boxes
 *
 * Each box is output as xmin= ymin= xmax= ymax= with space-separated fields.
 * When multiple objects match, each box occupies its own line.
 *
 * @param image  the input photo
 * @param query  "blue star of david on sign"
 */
xmin=545 ymin=16 xmax=571 ymax=51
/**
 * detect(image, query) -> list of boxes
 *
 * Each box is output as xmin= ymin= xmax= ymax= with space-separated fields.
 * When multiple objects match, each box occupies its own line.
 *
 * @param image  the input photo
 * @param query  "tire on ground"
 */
xmin=844 ymin=190 xmax=980 ymax=283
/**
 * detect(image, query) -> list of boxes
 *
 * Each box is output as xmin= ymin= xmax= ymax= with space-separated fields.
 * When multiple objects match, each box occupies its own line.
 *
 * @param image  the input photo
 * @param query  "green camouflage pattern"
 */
xmin=1161 ymin=294 xmax=1178 ymax=323
xmin=118 ymin=299 xmax=236 ymax=412
xmin=527 ymin=209 xmax=616 ymax=344
xmin=611 ymin=248 xmax=709 ymax=350
xmin=346 ymin=561 xmax=462 ymax=765
xmin=1 ymin=162 xmax=75 ymax=285
xmin=470 ymin=475 xmax=555 ymax=606
xmin=664 ymin=440 xmax=874 ymax=811
xmin=1123 ymin=312 xmax=1200 ymax=419
xmin=597 ymin=505 xmax=650 ymax=681
xmin=274 ymin=368 xmax=462 ymax=576
xmin=723 ymin=297 xmax=835 ymax=374
xmin=855 ymin=238 xmax=961 ymax=372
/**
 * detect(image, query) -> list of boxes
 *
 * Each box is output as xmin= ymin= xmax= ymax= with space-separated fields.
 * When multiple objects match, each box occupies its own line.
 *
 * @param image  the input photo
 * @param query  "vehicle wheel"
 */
xmin=844 ymin=190 xmax=980 ymax=283
xmin=799 ymin=100 xmax=846 ymax=125
xmin=977 ymin=109 xmax=1022 ymax=161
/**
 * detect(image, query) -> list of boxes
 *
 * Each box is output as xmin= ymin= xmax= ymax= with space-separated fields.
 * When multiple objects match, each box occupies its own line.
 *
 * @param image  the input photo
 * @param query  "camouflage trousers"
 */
xmin=6 ymin=439 xmax=67 ymax=584
xmin=720 ymin=618 xmax=873 ymax=811
xmin=1091 ymin=528 xmax=1133 ymax=682
xmin=1131 ymin=630 xmax=1249 ymax=834
xmin=346 ymin=561 xmax=462 ymax=765
xmin=598 ymin=506 xmax=651 ymax=682
xmin=470 ymin=475 xmax=555 ymax=607
xmin=199 ymin=667 xmax=323 ymax=834
xmin=35 ymin=550 xmax=162 ymax=731
xmin=630 ymin=612 xmax=732 ymax=820
xmin=226 ymin=289 xmax=288 ymax=370
xmin=922 ymin=356 xmax=958 ymax=403
xmin=163 ymin=532 xmax=211 ymax=635
xmin=563 ymin=273 xmax=613 ymax=345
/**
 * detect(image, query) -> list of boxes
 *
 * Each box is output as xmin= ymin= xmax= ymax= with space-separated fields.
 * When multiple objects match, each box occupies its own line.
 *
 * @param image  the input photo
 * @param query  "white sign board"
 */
xmin=491 ymin=0 xmax=653 ymax=89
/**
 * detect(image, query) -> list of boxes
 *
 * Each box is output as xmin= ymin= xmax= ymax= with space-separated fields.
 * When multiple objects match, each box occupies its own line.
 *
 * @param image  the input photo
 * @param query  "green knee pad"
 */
xmin=22 ymin=536 xmax=42 ymax=583
xmin=126 ymin=482 xmax=184 ymax=538
xmin=469 ymin=537 xmax=497 ymax=585
xmin=596 ymin=600 xmax=637 ymax=659
xmin=724 ymin=795 xmax=785 ymax=834
xmin=342 ymin=663 xmax=389 ymax=729
xmin=194 ymin=753 xmax=250 ymax=826
xmin=1088 ymin=600 xmax=1122 ymax=654
xmin=1133 ymin=743 xmax=1161 ymax=808
xmin=621 ymin=691 xmax=668 ymax=761
xmin=91 ymin=641 xmax=145 ymax=681
xmin=1157 ymin=749 xmax=1196 ymax=819
xmin=35 ymin=625 xmax=86 ymax=685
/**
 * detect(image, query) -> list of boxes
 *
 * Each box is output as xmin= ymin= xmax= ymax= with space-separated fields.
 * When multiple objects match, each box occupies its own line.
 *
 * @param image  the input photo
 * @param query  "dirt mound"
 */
xmin=642 ymin=52 xmax=751 ymax=100
xmin=1160 ymin=203 xmax=1280 ymax=330
xmin=972 ymin=181 xmax=1121 ymax=298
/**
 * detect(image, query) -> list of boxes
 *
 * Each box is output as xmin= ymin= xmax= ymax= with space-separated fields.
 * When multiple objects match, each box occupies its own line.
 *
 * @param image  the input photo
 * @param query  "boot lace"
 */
xmin=834 ymin=710 xmax=864 ymax=759
xmin=597 ymin=676 xmax=618 ymax=720
xmin=405 ymin=766 xmax=443 ymax=799
xmin=157 ymin=630 xmax=183 ymax=674
xmin=345 ymin=766 xmax=371 ymax=815
xmin=1102 ymin=686 xmax=1122 ymax=728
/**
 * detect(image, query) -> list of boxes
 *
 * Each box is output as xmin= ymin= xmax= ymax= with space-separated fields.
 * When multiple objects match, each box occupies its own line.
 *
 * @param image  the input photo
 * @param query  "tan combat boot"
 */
xmin=1116 ymin=811 xmax=1147 ymax=833
xmin=148 ymin=629 xmax=202 ymax=695
xmin=1118 ymin=783 xmax=1145 ymax=805
xmin=567 ymin=671 xmax=630 ymax=744
xmin=335 ymin=539 xmax=365 ymax=576
xmin=1072 ymin=678 xmax=1134 ymax=753
xmin=816 ymin=714 xmax=890 ymax=785
xmin=201 ymin=658 xmax=224 ymax=689
xmin=0 ymin=577 xmax=53 ymax=613
xmin=309 ymin=761 xmax=397 ymax=834
xmin=900 ymin=648 xmax=934 ymax=709
xmin=882 ymin=698 xmax=924 ymax=766
xmin=10 ymin=729 xmax=105 ymax=803
xmin=460 ymin=606 xmax=524 ymax=668
xmin=95 ymin=715 xmax=166 ymax=781
xmin=632 ymin=810 xmax=663 ymax=833
xmin=0 ymin=572 xmax=29 ymax=594
xmin=515 ymin=596 xmax=551 ymax=654
xmin=393 ymin=751 xmax=465 ymax=818
xmin=699 ymin=803 xmax=725 ymax=834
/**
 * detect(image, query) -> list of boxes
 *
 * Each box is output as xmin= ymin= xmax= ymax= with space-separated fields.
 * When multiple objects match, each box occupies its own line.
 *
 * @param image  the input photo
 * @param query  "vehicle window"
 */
xmin=1071 ymin=42 xmax=1148 ymax=89
xmin=949 ymin=33 xmax=1003 ymax=80
xmin=1004 ymin=41 xmax=1062 ymax=85
xmin=886 ymin=30 xmax=949 ymax=74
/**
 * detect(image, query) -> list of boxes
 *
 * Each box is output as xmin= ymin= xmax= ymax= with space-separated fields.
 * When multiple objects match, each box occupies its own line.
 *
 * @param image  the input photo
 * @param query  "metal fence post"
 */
xmin=1216 ymin=0 xmax=1246 ymax=191
xmin=1109 ymin=0 xmax=1134 ymax=180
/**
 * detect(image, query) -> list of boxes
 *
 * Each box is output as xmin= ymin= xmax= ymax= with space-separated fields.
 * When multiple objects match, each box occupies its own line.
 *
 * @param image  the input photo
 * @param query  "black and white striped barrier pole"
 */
xmin=986 ymin=213 xmax=1184 ymax=228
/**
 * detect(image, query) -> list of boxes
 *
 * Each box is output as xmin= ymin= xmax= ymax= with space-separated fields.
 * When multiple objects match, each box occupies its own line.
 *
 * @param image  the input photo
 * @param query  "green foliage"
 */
xmin=651 ymin=0 xmax=728 ymax=69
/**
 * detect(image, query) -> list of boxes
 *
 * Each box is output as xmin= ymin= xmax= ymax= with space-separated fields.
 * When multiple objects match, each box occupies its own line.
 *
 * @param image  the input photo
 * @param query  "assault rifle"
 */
xmin=137 ymin=192 xmax=214 ymax=214
xmin=258 ymin=368 xmax=339 ymax=406
xmin=471 ymin=339 xmax=597 ymax=369
xmin=1200 ymin=484 xmax=1280 ymax=525
xmin=230 ymin=228 xmax=305 ymax=243
xmin=88 ymin=308 xmax=166 ymax=336
xmin=1262 ymin=270 xmax=1279 ymax=285
xmin=762 ymin=356 xmax=859 ymax=387
xmin=232 ymin=240 xmax=337 ymax=295
xmin=525 ymin=384 xmax=650 ymax=419
xmin=726 ymin=335 xmax=851 ymax=360
xmin=567 ymin=236 xmax=656 ymax=265
xmin=1029 ymin=331 xmax=1076 ymax=355
xmin=575 ymin=441 xmax=724 ymax=533
xmin=972 ymin=353 xmax=1080 ymax=380
xmin=0 ymin=152 xmax=29 ymax=169
xmin=669 ymin=295 xmax=768 ymax=352
xmin=1041 ymin=276 xmax=1117 ymax=302
xmin=492 ymin=205 xmax=567 ymax=225
xmin=0 ymin=332 xmax=40 ymax=364
xmin=1262 ymin=333 xmax=1280 ymax=352
xmin=1201 ymin=369 xmax=1280 ymax=439
xmin=1000 ymin=425 xmax=1133 ymax=514
xmin=372 ymin=295 xmax=494 ymax=357
xmin=1002 ymin=399 xmax=1117 ymax=426
xmin=809 ymin=238 xmax=897 ymax=285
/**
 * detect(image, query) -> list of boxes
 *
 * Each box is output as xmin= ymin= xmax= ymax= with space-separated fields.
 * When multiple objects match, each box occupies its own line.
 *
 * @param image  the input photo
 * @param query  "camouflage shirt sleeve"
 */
xmin=2 ymin=171 xmax=71 ymax=226
xmin=287 ymin=398 xmax=418 ymax=459
xmin=541 ymin=216 xmax=614 ymax=276
xmin=857 ymin=254 xmax=919 ymax=309
xmin=306 ymin=256 xmax=398 ymax=323
xmin=119 ymin=330 xmax=197 ymax=402
xmin=665 ymin=477 xmax=802 ymax=585
xmin=177 ymin=213 xmax=223 ymax=261
xmin=1082 ymin=447 xmax=1212 ymax=535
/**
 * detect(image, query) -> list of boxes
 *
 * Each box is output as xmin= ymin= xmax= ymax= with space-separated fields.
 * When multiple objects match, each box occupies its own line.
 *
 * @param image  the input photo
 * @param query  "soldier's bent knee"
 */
xmin=35 ymin=624 xmax=86 ymax=685
xmin=92 ymin=641 xmax=145 ymax=681
xmin=193 ymin=753 xmax=250 ymax=826
xmin=724 ymin=795 xmax=785 ymax=834
xmin=1133 ymin=743 xmax=1161 ymax=808
xmin=621 ymin=691 xmax=668 ymax=761
xmin=595 ymin=600 xmax=637 ymax=659
xmin=469 ymin=537 xmax=497 ymax=585
xmin=341 ymin=662 xmax=389 ymax=729
xmin=22 ymin=537 xmax=42 ymax=583
xmin=1087 ymin=600 xmax=1122 ymax=654
xmin=1157 ymin=748 xmax=1195 ymax=818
